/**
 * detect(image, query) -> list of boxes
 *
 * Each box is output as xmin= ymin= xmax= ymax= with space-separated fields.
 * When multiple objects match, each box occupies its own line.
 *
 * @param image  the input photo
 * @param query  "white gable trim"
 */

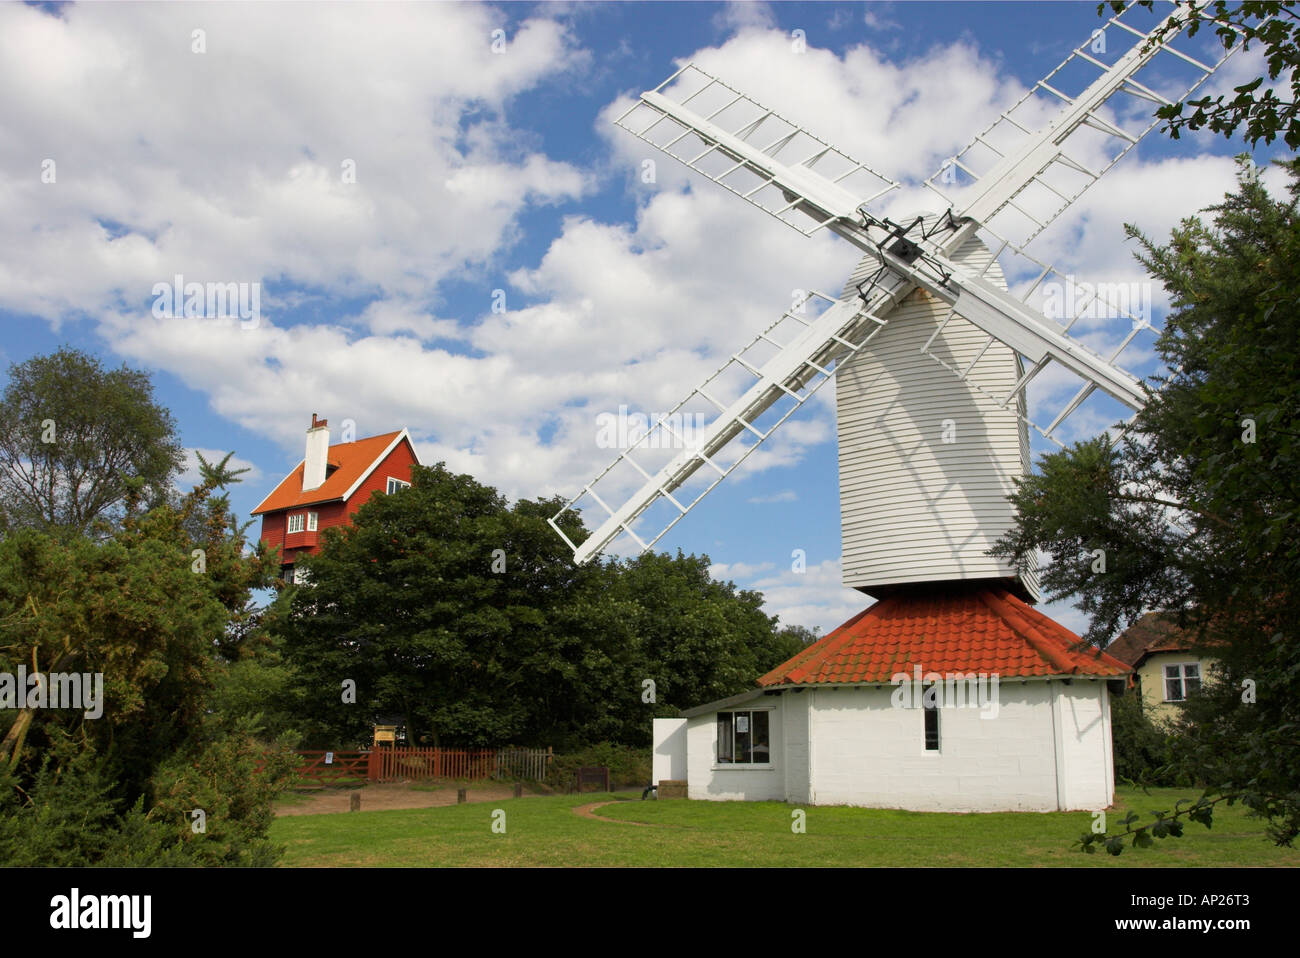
xmin=339 ymin=429 xmax=416 ymax=504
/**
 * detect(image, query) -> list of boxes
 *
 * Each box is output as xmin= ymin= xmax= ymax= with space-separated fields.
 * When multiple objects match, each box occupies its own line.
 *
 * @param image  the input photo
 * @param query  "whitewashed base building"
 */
xmin=653 ymin=586 xmax=1128 ymax=813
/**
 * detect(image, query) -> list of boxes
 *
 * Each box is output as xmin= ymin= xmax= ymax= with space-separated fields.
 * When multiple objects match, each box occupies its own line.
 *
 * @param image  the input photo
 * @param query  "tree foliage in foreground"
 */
xmin=1104 ymin=1 xmax=1300 ymax=149
xmin=993 ymin=159 xmax=1300 ymax=853
xmin=0 ymin=452 xmax=296 ymax=865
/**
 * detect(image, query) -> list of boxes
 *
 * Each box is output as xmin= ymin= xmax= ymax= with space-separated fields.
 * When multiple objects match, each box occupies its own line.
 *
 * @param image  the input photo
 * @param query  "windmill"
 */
xmin=549 ymin=2 xmax=1247 ymax=606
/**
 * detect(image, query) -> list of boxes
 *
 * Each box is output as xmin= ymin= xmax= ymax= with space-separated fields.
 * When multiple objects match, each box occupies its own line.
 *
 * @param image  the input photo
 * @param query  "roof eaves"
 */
xmin=679 ymin=687 xmax=774 ymax=718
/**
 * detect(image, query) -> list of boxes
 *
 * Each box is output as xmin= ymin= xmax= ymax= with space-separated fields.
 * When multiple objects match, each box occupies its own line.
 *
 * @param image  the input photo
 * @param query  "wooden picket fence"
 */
xmin=494 ymin=746 xmax=552 ymax=782
xmin=368 ymin=746 xmax=496 ymax=782
xmin=277 ymin=746 xmax=553 ymax=784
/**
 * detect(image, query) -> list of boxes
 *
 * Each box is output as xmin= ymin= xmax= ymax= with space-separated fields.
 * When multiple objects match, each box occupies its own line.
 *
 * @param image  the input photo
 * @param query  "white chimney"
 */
xmin=303 ymin=413 xmax=330 ymax=492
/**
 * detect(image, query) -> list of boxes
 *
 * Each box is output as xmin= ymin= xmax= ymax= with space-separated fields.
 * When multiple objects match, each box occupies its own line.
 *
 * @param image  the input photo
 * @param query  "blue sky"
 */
xmin=1 ymin=1 xmax=1290 ymax=636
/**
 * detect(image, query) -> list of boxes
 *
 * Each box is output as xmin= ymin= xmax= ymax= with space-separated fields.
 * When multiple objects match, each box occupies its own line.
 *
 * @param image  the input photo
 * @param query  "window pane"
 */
xmin=1166 ymin=677 xmax=1182 ymax=701
xmin=717 ymin=713 xmax=733 ymax=763
xmin=924 ymin=705 xmax=939 ymax=750
xmin=735 ymin=711 xmax=752 ymax=763
xmin=1184 ymin=663 xmax=1199 ymax=679
xmin=752 ymin=710 xmax=770 ymax=763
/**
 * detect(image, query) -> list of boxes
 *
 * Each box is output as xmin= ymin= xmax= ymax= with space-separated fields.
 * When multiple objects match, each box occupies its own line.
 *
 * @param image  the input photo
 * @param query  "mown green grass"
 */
xmin=268 ymin=787 xmax=1298 ymax=867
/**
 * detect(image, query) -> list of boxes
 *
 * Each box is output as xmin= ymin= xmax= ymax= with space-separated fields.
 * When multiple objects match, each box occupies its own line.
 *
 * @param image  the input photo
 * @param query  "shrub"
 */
xmin=545 ymin=743 xmax=651 ymax=792
xmin=1110 ymin=688 xmax=1186 ymax=787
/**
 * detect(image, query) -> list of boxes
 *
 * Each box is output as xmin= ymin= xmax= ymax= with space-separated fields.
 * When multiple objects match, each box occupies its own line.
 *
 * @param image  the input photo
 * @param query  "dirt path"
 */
xmin=572 ymin=801 xmax=663 ymax=826
xmin=275 ymin=782 xmax=523 ymax=817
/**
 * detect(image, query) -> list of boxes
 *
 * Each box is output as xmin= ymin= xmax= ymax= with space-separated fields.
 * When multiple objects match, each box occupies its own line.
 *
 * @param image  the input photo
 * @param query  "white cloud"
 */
xmin=5 ymin=3 xmax=1269 ymax=550
xmin=0 ymin=3 xmax=592 ymax=324
xmin=737 ymin=557 xmax=871 ymax=634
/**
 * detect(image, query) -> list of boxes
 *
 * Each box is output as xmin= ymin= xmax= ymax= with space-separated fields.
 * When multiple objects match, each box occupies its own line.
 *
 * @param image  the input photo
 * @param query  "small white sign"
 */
xmin=325 ymin=751 xmax=334 ymax=765
xmin=736 ymin=716 xmax=749 ymax=733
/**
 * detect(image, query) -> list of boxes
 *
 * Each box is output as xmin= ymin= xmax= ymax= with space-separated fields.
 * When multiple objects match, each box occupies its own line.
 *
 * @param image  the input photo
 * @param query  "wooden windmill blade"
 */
xmin=549 ymin=287 xmax=903 ymax=564
xmin=552 ymin=0 xmax=1250 ymax=567
xmin=919 ymin=0 xmax=1258 ymax=444
xmin=613 ymin=62 xmax=900 ymax=238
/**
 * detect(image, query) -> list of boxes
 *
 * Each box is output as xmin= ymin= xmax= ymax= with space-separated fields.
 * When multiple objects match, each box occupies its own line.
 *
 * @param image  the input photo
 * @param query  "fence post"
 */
xmin=367 ymin=749 xmax=379 ymax=782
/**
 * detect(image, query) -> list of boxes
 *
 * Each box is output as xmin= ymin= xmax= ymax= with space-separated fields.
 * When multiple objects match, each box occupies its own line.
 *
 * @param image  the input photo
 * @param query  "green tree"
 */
xmin=617 ymin=551 xmax=788 ymax=711
xmin=279 ymin=463 xmax=596 ymax=748
xmin=277 ymin=463 xmax=810 ymax=750
xmin=0 ymin=347 xmax=184 ymax=538
xmin=0 ymin=450 xmax=294 ymax=865
xmin=992 ymin=159 xmax=1300 ymax=852
xmin=1105 ymin=0 xmax=1300 ymax=148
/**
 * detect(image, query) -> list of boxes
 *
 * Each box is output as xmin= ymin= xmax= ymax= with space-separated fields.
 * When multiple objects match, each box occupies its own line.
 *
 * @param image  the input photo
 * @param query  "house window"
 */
xmin=924 ymin=697 xmax=940 ymax=751
xmin=1164 ymin=663 xmax=1201 ymax=702
xmin=287 ymin=513 xmax=305 ymax=534
xmin=386 ymin=477 xmax=410 ymax=494
xmin=307 ymin=511 xmax=318 ymax=532
xmin=716 ymin=710 xmax=770 ymax=765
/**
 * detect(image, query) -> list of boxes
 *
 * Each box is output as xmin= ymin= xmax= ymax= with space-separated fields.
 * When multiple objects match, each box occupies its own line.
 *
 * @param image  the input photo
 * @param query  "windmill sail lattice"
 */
xmin=551 ymin=1 xmax=1248 ymax=581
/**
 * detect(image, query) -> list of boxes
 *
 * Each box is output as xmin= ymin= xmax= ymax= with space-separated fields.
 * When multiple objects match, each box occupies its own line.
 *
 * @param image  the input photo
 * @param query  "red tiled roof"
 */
xmin=1104 ymin=611 xmax=1196 ymax=667
xmin=759 ymin=587 xmax=1129 ymax=686
xmin=251 ymin=431 xmax=405 ymax=514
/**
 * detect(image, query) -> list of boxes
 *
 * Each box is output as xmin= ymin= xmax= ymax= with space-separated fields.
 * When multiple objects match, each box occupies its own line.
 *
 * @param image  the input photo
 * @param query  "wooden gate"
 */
xmin=293 ymin=750 xmax=370 ymax=782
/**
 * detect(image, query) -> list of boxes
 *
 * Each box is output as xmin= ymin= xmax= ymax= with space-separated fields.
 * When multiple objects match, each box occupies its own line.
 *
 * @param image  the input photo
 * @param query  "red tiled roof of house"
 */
xmin=251 ymin=431 xmax=405 ymax=514
xmin=759 ymin=587 xmax=1129 ymax=686
xmin=1104 ymin=611 xmax=1196 ymax=667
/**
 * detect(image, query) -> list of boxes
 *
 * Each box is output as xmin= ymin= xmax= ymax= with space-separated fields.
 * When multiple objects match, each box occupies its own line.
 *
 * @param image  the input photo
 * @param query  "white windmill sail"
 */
xmin=552 ymin=0 xmax=1250 ymax=575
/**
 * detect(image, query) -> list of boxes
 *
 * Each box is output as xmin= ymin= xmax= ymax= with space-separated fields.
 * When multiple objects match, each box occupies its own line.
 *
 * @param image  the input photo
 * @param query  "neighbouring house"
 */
xmin=251 ymin=414 xmax=420 ymax=583
xmin=1105 ymin=612 xmax=1216 ymax=726
xmin=653 ymin=586 xmax=1129 ymax=813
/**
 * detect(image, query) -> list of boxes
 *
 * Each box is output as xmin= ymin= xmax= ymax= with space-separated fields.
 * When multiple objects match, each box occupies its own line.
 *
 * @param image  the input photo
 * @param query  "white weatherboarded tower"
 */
xmin=551 ymin=2 xmax=1247 ymax=811
xmin=834 ymin=240 xmax=1035 ymax=598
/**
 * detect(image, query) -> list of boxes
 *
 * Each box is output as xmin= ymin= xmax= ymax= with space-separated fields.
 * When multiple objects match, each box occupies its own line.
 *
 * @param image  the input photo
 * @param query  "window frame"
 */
xmin=306 ymin=511 xmax=318 ymax=532
xmin=287 ymin=513 xmax=305 ymax=534
xmin=386 ymin=476 xmax=411 ymax=495
xmin=923 ymin=690 xmax=941 ymax=752
xmin=714 ymin=708 xmax=772 ymax=768
xmin=1163 ymin=662 xmax=1202 ymax=702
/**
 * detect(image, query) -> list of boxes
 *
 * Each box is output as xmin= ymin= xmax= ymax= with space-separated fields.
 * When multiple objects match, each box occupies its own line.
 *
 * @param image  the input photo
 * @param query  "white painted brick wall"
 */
xmin=652 ymin=718 xmax=687 ymax=784
xmin=1056 ymin=681 xmax=1115 ymax=811
xmin=686 ymin=703 xmax=785 ymax=801
xmin=676 ymin=681 xmax=1119 ymax=812
xmin=809 ymin=683 xmax=1062 ymax=812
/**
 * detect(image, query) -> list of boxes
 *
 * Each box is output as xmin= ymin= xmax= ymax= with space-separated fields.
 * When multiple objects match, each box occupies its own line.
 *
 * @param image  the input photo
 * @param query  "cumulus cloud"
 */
xmin=4 ymin=3 xmax=1270 ymax=635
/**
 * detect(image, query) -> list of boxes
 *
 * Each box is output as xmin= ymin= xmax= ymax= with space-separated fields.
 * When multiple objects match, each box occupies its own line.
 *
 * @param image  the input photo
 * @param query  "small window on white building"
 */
xmin=1164 ymin=663 xmax=1201 ymax=702
xmin=307 ymin=511 xmax=318 ymax=532
xmin=924 ymin=691 xmax=940 ymax=751
xmin=716 ymin=710 xmax=770 ymax=764
xmin=287 ymin=513 xmax=305 ymax=534
xmin=386 ymin=477 xmax=411 ymax=494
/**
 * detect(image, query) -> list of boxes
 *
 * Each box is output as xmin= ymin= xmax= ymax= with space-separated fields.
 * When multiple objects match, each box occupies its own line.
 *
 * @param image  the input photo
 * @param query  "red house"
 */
xmin=252 ymin=414 xmax=420 ymax=582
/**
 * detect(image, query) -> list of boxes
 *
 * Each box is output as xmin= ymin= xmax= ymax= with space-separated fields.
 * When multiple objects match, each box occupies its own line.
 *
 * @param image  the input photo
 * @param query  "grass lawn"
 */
xmin=269 ymin=786 xmax=1299 ymax=867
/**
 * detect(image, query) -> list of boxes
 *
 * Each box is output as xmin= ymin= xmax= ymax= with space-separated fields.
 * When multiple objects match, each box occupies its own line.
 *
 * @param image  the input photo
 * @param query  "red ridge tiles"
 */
xmin=759 ymin=587 xmax=1129 ymax=686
